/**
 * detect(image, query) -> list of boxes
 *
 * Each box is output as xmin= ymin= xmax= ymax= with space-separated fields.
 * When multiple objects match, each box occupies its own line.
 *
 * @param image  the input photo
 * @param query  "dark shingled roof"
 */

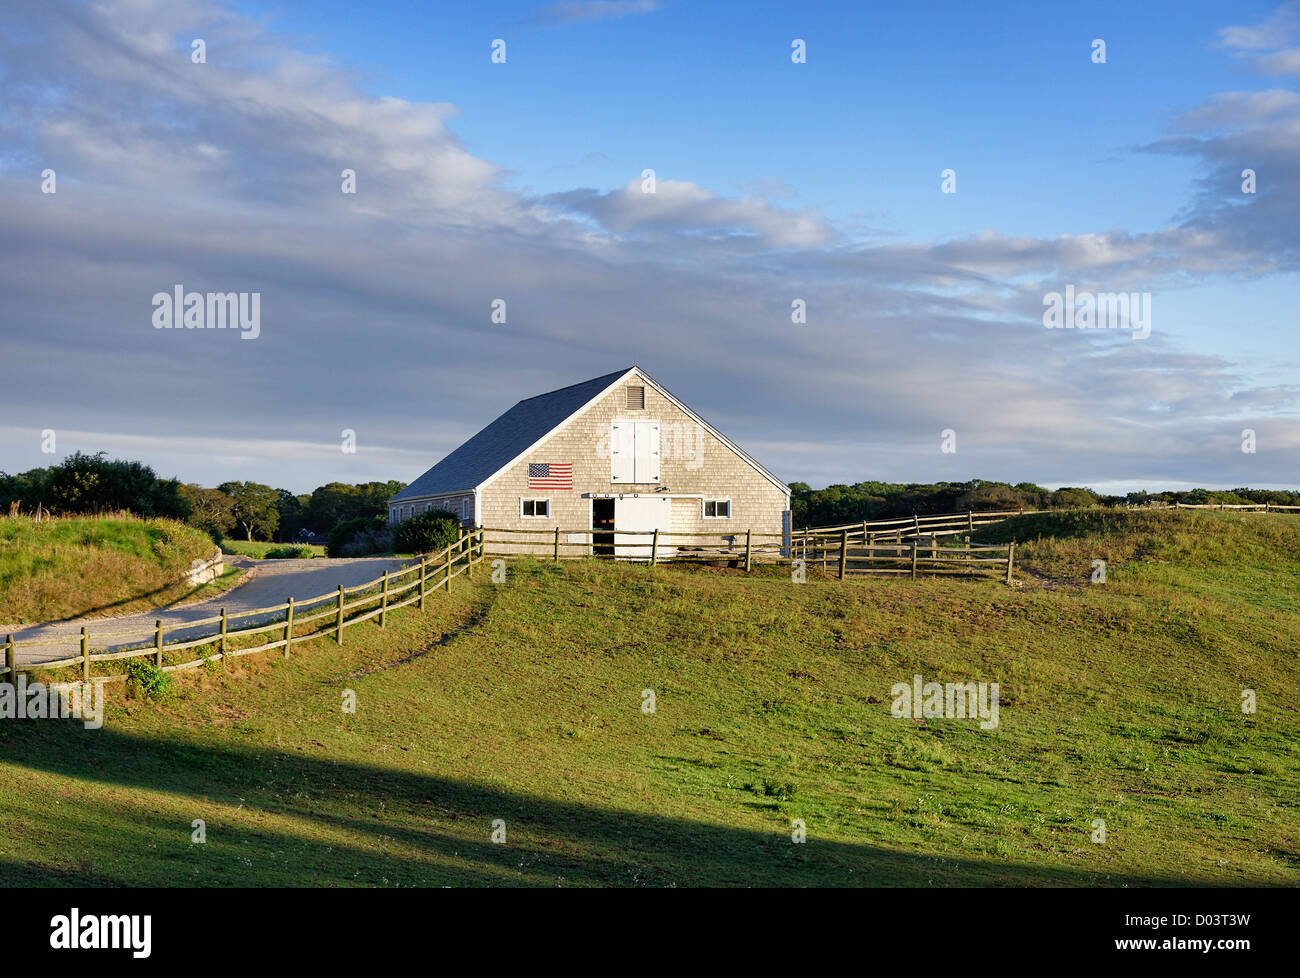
xmin=390 ymin=367 xmax=633 ymax=501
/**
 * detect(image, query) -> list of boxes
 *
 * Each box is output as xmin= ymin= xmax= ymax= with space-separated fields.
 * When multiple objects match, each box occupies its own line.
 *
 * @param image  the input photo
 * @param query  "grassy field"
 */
xmin=219 ymin=540 xmax=326 ymax=559
xmin=0 ymin=516 xmax=216 ymax=624
xmin=1 ymin=510 xmax=1296 ymax=886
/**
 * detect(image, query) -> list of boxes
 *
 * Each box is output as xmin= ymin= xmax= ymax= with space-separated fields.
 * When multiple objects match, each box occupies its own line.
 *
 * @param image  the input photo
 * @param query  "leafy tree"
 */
xmin=1050 ymin=487 xmax=1100 ymax=508
xmin=306 ymin=480 xmax=407 ymax=531
xmin=217 ymin=481 xmax=281 ymax=541
xmin=12 ymin=452 xmax=191 ymax=518
xmin=179 ymin=484 xmax=235 ymax=541
xmin=274 ymin=489 xmax=309 ymax=542
xmin=0 ymin=466 xmax=53 ymax=513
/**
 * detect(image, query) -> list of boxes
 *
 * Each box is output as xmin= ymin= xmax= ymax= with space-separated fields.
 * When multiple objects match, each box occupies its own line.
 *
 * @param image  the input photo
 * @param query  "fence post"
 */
xmin=968 ymin=510 xmax=974 ymax=532
xmin=284 ymin=597 xmax=295 ymax=657
xmin=419 ymin=557 xmax=427 ymax=610
xmin=154 ymin=619 xmax=163 ymax=667
xmin=554 ymin=526 xmax=561 ymax=563
xmin=911 ymin=542 xmax=918 ymax=580
xmin=838 ymin=529 xmax=848 ymax=580
xmin=444 ymin=543 xmax=452 ymax=591
xmin=913 ymin=514 xmax=921 ymax=537
xmin=5 ymin=634 xmax=14 ymax=681
xmin=1006 ymin=541 xmax=1016 ymax=585
xmin=744 ymin=529 xmax=753 ymax=572
xmin=380 ymin=571 xmax=389 ymax=627
xmin=467 ymin=529 xmax=475 ymax=580
xmin=965 ymin=537 xmax=972 ymax=575
xmin=336 ymin=586 xmax=346 ymax=645
xmin=81 ymin=627 xmax=89 ymax=683
xmin=651 ymin=527 xmax=659 ymax=565
xmin=220 ymin=608 xmax=228 ymax=659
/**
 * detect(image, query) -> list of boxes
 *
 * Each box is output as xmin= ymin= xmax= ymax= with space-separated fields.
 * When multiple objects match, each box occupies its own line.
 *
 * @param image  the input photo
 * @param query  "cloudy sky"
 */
xmin=1 ymin=0 xmax=1297 ymax=494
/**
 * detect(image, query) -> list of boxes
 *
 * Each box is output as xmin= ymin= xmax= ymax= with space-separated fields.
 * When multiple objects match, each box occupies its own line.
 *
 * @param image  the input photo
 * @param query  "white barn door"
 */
xmin=614 ymin=496 xmax=673 ymax=561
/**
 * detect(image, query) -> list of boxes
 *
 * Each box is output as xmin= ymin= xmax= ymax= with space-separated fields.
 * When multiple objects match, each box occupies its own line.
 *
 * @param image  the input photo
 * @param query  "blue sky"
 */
xmin=231 ymin=0 xmax=1261 ymax=236
xmin=1 ymin=0 xmax=1297 ymax=493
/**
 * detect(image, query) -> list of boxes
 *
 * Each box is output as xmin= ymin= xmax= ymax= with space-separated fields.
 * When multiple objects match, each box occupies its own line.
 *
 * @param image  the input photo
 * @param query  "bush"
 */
xmin=125 ymin=658 xmax=174 ymax=701
xmin=392 ymin=510 xmax=462 ymax=554
xmin=263 ymin=545 xmax=314 ymax=559
xmin=1 ymin=452 xmax=190 ymax=519
xmin=326 ymin=515 xmax=392 ymax=557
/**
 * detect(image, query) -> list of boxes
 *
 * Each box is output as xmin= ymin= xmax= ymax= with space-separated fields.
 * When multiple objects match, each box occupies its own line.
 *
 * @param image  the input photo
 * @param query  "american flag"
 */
xmin=528 ymin=462 xmax=573 ymax=489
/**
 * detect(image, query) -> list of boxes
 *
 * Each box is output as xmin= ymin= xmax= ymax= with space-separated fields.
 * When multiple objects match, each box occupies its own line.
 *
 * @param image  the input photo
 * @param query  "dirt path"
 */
xmin=4 ymin=555 xmax=413 ymax=666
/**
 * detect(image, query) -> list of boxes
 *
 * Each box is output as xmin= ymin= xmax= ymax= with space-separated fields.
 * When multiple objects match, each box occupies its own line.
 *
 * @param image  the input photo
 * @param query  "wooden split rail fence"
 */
xmin=2 ymin=509 xmax=1030 ymax=683
xmin=481 ymin=508 xmax=1020 ymax=582
xmin=1171 ymin=502 xmax=1300 ymax=512
xmin=2 ymin=528 xmax=486 ymax=684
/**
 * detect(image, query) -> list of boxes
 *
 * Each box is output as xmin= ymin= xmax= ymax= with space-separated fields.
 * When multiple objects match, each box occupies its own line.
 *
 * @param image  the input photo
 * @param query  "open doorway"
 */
xmin=592 ymin=498 xmax=615 ymax=556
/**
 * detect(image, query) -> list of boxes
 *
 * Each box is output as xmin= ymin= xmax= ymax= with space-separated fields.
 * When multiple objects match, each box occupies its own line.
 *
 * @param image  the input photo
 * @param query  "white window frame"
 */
xmin=520 ymin=498 xmax=551 ymax=519
xmin=702 ymin=498 xmax=731 ymax=519
xmin=461 ymin=498 xmax=470 ymax=521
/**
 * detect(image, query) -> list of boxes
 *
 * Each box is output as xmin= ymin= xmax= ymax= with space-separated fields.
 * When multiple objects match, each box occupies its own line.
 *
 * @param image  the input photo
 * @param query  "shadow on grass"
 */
xmin=1 ymin=719 xmax=1195 ymax=888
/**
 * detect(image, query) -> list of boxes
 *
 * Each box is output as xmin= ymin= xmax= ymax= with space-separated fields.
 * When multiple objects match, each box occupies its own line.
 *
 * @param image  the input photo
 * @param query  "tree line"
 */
xmin=5 ymin=455 xmax=1296 ymax=546
xmin=789 ymin=479 xmax=1300 ymax=528
xmin=0 ymin=452 xmax=405 ymax=547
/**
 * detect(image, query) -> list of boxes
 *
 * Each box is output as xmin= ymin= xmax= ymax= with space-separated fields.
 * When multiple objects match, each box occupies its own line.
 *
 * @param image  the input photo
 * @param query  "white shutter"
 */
xmin=610 ymin=421 xmax=634 ymax=483
xmin=635 ymin=421 xmax=660 ymax=483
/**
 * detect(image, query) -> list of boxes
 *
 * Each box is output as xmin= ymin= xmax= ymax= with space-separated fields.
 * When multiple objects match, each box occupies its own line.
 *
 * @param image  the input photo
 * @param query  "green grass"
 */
xmin=219 ymin=540 xmax=326 ymax=559
xmin=0 ymin=516 xmax=215 ymax=624
xmin=1 ymin=510 xmax=1297 ymax=886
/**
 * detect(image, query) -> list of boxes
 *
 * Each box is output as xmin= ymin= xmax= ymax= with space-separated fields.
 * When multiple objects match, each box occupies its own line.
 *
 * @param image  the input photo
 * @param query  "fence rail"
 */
xmin=480 ymin=516 xmax=1018 ymax=582
xmin=2 ymin=509 xmax=1032 ymax=683
xmin=1171 ymin=502 xmax=1300 ymax=512
xmin=2 ymin=528 xmax=487 ymax=683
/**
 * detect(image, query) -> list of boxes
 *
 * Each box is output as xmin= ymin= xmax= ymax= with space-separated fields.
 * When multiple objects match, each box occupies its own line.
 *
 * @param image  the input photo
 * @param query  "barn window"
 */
xmin=703 ymin=499 xmax=731 ymax=519
xmin=521 ymin=498 xmax=550 ymax=518
xmin=461 ymin=498 xmax=470 ymax=521
xmin=626 ymin=386 xmax=645 ymax=410
xmin=610 ymin=420 xmax=660 ymax=483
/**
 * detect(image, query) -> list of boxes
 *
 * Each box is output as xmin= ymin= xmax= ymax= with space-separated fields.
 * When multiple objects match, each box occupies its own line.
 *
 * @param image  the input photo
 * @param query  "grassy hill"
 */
xmin=1 ymin=510 xmax=1296 ymax=886
xmin=0 ymin=516 xmax=218 ymax=624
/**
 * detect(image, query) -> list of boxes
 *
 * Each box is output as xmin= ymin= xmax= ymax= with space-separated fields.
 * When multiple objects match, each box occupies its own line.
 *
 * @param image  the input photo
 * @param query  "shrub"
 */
xmin=125 ymin=658 xmax=174 ymax=701
xmin=326 ymin=515 xmax=392 ymax=557
xmin=263 ymin=545 xmax=314 ymax=559
xmin=2 ymin=452 xmax=192 ymax=519
xmin=393 ymin=510 xmax=462 ymax=554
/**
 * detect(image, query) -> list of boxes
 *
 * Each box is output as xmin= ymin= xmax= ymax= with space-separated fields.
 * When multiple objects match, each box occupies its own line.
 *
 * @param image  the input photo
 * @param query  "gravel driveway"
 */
xmin=3 ymin=554 xmax=414 ymax=666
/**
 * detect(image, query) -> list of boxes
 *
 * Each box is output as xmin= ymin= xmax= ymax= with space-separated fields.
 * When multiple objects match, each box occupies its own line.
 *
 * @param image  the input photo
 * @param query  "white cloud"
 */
xmin=0 ymin=0 xmax=1295 ymax=494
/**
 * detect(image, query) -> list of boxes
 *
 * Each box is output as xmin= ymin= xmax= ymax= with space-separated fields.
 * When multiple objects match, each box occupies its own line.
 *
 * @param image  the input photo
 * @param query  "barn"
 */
xmin=387 ymin=366 xmax=790 ymax=558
